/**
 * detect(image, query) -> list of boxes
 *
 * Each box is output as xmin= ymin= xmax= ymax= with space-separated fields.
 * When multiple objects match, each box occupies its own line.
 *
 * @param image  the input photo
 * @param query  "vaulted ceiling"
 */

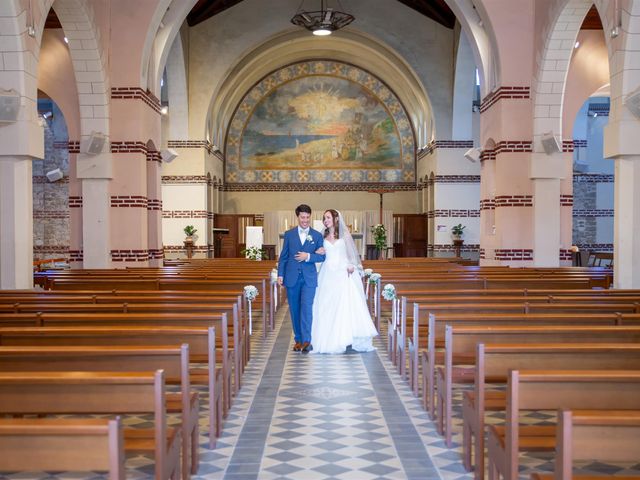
xmin=187 ymin=0 xmax=456 ymax=28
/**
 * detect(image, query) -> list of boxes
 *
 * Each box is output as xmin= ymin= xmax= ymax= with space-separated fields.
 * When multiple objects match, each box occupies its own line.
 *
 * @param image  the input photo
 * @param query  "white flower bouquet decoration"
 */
xmin=382 ymin=283 xmax=396 ymax=301
xmin=369 ymin=273 xmax=381 ymax=285
xmin=244 ymin=285 xmax=259 ymax=335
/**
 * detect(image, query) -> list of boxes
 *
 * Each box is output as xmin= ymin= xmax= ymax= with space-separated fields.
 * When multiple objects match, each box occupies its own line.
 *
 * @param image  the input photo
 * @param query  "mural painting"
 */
xmin=225 ymin=60 xmax=415 ymax=185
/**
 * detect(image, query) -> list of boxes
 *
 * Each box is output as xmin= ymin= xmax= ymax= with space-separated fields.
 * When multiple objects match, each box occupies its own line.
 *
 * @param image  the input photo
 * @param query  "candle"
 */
xmin=285 ymin=218 xmax=288 ymax=230
xmin=354 ymin=217 xmax=358 ymax=232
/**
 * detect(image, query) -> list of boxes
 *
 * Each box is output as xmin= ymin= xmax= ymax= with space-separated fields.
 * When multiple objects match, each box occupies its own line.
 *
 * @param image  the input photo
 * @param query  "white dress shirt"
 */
xmin=298 ymin=227 xmax=311 ymax=261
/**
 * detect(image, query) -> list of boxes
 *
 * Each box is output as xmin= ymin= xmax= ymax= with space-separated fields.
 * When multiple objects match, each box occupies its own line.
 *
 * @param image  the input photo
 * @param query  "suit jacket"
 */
xmin=278 ymin=227 xmax=326 ymax=288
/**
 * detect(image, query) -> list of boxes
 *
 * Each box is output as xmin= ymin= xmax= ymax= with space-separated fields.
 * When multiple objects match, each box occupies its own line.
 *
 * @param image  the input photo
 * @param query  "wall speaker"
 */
xmin=161 ymin=148 xmax=178 ymax=163
xmin=0 ymin=89 xmax=20 ymax=123
xmin=541 ymin=131 xmax=561 ymax=155
xmin=464 ymin=147 xmax=481 ymax=163
xmin=45 ymin=168 xmax=64 ymax=182
xmin=624 ymin=86 xmax=640 ymax=119
xmin=82 ymin=131 xmax=107 ymax=155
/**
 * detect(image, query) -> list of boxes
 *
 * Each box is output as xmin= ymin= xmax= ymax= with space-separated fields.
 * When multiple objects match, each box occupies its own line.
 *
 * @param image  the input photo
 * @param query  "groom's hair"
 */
xmin=295 ymin=204 xmax=312 ymax=216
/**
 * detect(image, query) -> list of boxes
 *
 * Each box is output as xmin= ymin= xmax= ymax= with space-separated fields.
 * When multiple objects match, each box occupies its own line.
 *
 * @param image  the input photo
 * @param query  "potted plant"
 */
xmin=371 ymin=224 xmax=387 ymax=260
xmin=184 ymin=225 xmax=197 ymax=243
xmin=451 ymin=224 xmax=466 ymax=240
xmin=241 ymin=246 xmax=266 ymax=261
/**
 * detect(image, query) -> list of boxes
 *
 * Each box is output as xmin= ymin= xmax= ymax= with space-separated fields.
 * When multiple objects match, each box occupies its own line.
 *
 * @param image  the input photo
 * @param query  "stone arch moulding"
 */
xmin=224 ymin=59 xmax=416 ymax=189
xmin=532 ymin=0 xmax=611 ymax=150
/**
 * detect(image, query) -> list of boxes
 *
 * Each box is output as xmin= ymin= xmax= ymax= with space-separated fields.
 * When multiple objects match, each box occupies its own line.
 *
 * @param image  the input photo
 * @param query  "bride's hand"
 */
xmin=315 ymin=247 xmax=326 ymax=255
xmin=347 ymin=265 xmax=355 ymax=275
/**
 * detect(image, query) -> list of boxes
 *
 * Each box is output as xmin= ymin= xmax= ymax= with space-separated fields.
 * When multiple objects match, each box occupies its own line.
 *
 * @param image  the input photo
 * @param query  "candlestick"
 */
xmin=285 ymin=218 xmax=288 ymax=230
xmin=354 ymin=217 xmax=358 ymax=232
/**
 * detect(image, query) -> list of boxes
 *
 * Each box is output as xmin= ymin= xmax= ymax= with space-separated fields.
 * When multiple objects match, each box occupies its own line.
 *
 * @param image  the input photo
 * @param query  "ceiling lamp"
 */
xmin=291 ymin=0 xmax=355 ymax=36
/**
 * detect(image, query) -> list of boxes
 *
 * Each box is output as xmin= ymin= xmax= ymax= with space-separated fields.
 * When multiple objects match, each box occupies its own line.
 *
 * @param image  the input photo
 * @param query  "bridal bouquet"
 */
xmin=244 ymin=285 xmax=259 ymax=301
xmin=382 ymin=284 xmax=396 ymax=301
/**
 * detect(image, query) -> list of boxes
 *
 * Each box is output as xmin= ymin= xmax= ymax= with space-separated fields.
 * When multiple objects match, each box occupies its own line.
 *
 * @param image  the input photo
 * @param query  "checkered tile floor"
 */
xmin=3 ymin=305 xmax=639 ymax=480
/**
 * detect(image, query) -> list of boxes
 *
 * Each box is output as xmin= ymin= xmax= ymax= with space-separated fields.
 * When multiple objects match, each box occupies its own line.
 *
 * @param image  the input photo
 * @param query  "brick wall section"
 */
xmin=146 ymin=150 xmax=161 ymax=163
xmin=480 ymin=86 xmax=530 ymax=113
xmin=147 ymin=199 xmax=162 ymax=211
xmin=149 ymin=249 xmax=164 ymax=259
xmin=110 ymin=250 xmax=151 ymax=262
xmin=423 ymin=140 xmax=474 ymax=155
xmin=559 ymin=249 xmax=573 ymax=261
xmin=573 ymin=209 xmax=615 ymax=217
xmin=494 ymin=249 xmax=534 ymax=261
xmin=110 ymin=141 xmax=147 ymax=154
xmin=69 ymin=250 xmax=84 ymax=262
xmin=562 ymin=140 xmax=574 ymax=153
xmin=110 ymin=196 xmax=148 ymax=208
xmin=428 ymin=209 xmax=480 ymax=218
xmin=111 ymin=87 xmax=161 ymax=114
xmin=480 ymin=198 xmax=496 ymax=210
xmin=162 ymin=210 xmax=208 ymax=219
xmin=69 ymin=196 xmax=83 ymax=208
xmin=495 ymin=141 xmax=533 ymax=154
xmin=164 ymin=245 xmax=209 ymax=253
xmin=480 ymin=149 xmax=497 ymax=162
xmin=495 ymin=195 xmax=534 ymax=207
xmin=560 ymin=195 xmax=573 ymax=206
xmin=432 ymin=243 xmax=480 ymax=253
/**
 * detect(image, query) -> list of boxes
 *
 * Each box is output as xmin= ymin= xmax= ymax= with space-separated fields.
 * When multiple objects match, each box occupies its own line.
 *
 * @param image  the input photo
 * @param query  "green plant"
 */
xmin=184 ymin=225 xmax=197 ymax=237
xmin=241 ymin=246 xmax=266 ymax=261
xmin=451 ymin=224 xmax=466 ymax=236
xmin=371 ymin=224 xmax=387 ymax=251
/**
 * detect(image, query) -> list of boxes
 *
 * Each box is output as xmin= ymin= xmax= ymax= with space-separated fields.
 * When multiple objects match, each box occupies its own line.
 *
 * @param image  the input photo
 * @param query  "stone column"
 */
xmin=0 ymin=156 xmax=34 ymax=288
xmin=613 ymin=156 xmax=640 ymax=288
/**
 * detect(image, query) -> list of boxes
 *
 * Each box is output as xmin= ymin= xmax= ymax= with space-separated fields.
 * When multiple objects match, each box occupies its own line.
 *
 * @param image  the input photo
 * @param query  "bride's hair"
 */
xmin=323 ymin=209 xmax=340 ymax=239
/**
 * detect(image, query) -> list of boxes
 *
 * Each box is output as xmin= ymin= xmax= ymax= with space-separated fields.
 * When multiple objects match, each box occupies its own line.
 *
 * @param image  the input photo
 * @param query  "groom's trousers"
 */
xmin=286 ymin=272 xmax=316 ymax=344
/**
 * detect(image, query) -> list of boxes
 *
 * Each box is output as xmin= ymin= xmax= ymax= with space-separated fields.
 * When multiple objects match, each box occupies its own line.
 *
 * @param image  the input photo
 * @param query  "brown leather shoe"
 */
xmin=301 ymin=342 xmax=312 ymax=354
xmin=293 ymin=342 xmax=302 ymax=352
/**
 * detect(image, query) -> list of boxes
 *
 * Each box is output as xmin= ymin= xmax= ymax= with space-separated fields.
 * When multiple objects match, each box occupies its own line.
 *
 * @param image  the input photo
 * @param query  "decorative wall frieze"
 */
xmin=575 ymin=243 xmax=613 ymax=252
xmin=111 ymin=87 xmax=161 ymax=114
xmin=480 ymin=86 xmax=530 ymax=113
xmin=33 ymin=246 xmax=69 ymax=254
xmin=433 ymin=175 xmax=481 ymax=184
xmin=161 ymin=175 xmax=209 ymax=185
xmin=164 ymin=245 xmax=209 ymax=253
xmin=428 ymin=243 xmax=480 ymax=253
xmin=33 ymin=176 xmax=69 ymax=184
xmin=222 ymin=182 xmax=417 ymax=192
xmin=573 ymin=139 xmax=587 ymax=148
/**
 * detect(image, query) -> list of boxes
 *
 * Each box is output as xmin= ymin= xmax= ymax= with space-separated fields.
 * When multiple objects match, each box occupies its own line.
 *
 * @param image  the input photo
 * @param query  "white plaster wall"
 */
xmin=162 ymin=183 xmax=207 ymax=247
xmin=452 ymin=30 xmax=476 ymax=141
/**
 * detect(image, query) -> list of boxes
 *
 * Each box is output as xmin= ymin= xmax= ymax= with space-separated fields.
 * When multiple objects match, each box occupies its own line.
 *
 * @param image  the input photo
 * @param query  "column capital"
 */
xmin=0 ymin=120 xmax=44 ymax=159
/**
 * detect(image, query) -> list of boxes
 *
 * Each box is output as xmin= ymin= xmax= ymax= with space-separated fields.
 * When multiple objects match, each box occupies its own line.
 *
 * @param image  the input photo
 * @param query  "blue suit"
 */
xmin=278 ymin=227 xmax=325 ymax=344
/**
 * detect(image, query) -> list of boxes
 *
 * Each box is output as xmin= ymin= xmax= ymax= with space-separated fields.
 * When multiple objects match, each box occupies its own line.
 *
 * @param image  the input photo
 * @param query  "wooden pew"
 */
xmin=530 ymin=410 xmax=640 ymax=480
xmin=0 ymin=371 xmax=181 ymax=480
xmin=463 ymin=340 xmax=640 ymax=479
xmin=0 ymin=325 xmax=222 ymax=450
xmin=437 ymin=330 xmax=640 ymax=447
xmin=0 ymin=348 xmax=190 ymax=479
xmin=486 ymin=370 xmax=640 ymax=480
xmin=34 ymin=311 xmax=237 ymax=413
xmin=0 ymin=417 xmax=125 ymax=479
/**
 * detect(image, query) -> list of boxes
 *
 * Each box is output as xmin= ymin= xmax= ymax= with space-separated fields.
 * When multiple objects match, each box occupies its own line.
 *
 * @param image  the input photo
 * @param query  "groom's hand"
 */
xmin=315 ymin=247 xmax=325 ymax=255
xmin=294 ymin=252 xmax=309 ymax=262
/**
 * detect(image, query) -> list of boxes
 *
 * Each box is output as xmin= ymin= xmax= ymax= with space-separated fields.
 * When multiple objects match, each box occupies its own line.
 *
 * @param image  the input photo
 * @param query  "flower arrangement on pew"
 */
xmin=244 ymin=285 xmax=259 ymax=335
xmin=382 ymin=284 xmax=396 ymax=301
xmin=368 ymin=273 xmax=382 ymax=316
xmin=382 ymin=283 xmax=401 ymax=333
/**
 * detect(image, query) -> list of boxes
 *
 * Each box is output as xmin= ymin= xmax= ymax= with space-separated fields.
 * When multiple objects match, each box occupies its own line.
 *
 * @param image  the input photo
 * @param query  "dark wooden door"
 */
xmin=214 ymin=215 xmax=239 ymax=258
xmin=393 ymin=214 xmax=428 ymax=257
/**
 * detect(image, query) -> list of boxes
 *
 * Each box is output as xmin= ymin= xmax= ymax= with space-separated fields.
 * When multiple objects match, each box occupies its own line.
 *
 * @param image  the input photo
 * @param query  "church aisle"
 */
xmin=202 ymin=306 xmax=471 ymax=480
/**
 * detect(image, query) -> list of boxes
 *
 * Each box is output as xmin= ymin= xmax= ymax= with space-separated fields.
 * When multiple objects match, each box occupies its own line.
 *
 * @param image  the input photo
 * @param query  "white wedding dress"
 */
xmin=311 ymin=238 xmax=378 ymax=353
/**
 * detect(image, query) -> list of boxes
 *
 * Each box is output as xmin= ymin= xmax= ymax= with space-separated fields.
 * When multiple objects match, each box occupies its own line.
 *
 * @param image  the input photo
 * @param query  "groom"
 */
xmin=277 ymin=204 xmax=325 ymax=353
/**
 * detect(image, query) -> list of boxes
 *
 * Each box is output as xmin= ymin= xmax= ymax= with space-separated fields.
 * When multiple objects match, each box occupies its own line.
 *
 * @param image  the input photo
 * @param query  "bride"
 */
xmin=311 ymin=209 xmax=378 ymax=354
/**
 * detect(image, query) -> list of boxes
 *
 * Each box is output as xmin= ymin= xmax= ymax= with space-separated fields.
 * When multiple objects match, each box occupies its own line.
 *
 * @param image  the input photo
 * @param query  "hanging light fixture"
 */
xmin=291 ymin=0 xmax=355 ymax=36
